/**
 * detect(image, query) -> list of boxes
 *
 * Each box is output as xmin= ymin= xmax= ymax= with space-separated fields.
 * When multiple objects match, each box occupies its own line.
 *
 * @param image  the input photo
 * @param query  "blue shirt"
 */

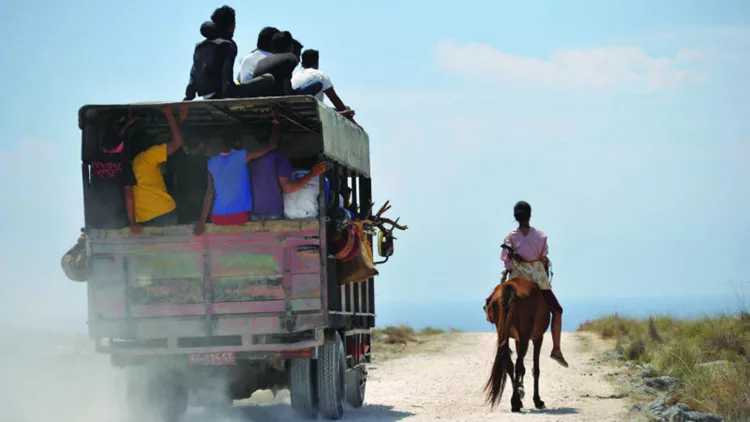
xmin=208 ymin=150 xmax=252 ymax=215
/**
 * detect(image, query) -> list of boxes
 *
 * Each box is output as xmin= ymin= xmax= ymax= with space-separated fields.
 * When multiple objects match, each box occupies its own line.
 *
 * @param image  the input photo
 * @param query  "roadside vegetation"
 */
xmin=370 ymin=325 xmax=461 ymax=362
xmin=578 ymin=311 xmax=750 ymax=421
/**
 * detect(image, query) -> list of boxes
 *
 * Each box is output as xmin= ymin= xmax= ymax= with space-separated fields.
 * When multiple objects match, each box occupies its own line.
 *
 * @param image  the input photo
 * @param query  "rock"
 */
xmin=683 ymin=411 xmax=724 ymax=422
xmin=645 ymin=398 xmax=724 ymax=422
xmin=644 ymin=376 xmax=678 ymax=391
xmin=642 ymin=364 xmax=659 ymax=378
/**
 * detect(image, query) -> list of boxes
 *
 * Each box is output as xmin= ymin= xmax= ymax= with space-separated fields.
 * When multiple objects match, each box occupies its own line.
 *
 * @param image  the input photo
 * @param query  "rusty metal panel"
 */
xmin=210 ymin=249 xmax=282 ymax=279
xmin=212 ymin=276 xmax=284 ymax=302
xmin=211 ymin=301 xmax=286 ymax=315
xmin=290 ymin=273 xmax=321 ymax=299
xmin=91 ymin=284 xmax=127 ymax=319
xmin=290 ymin=298 xmax=322 ymax=312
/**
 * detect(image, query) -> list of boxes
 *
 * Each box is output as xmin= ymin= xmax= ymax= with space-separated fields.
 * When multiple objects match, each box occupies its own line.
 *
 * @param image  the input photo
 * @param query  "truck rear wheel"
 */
xmin=316 ymin=331 xmax=346 ymax=420
xmin=289 ymin=357 xmax=317 ymax=419
xmin=345 ymin=365 xmax=367 ymax=408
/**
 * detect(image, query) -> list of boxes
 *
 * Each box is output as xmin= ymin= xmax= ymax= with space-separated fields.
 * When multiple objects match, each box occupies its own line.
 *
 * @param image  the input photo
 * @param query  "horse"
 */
xmin=484 ymin=277 xmax=551 ymax=412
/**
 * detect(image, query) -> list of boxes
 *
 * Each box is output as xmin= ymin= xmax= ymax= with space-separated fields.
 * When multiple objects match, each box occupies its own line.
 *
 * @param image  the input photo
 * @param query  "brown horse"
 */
xmin=484 ymin=277 xmax=551 ymax=412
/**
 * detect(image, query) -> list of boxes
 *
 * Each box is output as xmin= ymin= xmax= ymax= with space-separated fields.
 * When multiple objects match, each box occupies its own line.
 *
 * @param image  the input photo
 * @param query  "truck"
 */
xmin=74 ymin=96 xmax=403 ymax=421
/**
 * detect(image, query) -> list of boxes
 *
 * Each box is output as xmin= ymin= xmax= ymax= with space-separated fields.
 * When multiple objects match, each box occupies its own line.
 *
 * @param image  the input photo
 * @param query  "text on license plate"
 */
xmin=188 ymin=352 xmax=236 ymax=366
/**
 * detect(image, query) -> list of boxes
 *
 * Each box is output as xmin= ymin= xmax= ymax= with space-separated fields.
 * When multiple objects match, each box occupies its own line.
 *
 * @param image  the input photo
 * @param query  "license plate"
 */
xmin=188 ymin=352 xmax=236 ymax=366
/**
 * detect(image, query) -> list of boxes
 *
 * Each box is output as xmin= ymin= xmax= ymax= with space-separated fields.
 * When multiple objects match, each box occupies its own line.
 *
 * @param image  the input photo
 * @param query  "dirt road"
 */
xmin=1 ymin=331 xmax=632 ymax=422
xmin=199 ymin=331 xmax=633 ymax=422
xmin=343 ymin=332 xmax=633 ymax=421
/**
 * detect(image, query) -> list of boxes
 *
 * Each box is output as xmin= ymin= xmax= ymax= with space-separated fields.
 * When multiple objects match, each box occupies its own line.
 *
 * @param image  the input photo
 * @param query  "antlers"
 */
xmin=363 ymin=200 xmax=408 ymax=237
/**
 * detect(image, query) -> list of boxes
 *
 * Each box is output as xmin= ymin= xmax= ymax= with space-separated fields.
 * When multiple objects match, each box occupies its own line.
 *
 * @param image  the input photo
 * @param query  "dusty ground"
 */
xmin=0 ymin=331 xmax=634 ymax=422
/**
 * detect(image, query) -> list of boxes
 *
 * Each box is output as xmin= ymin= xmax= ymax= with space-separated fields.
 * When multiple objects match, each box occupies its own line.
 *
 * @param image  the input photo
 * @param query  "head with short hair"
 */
xmin=257 ymin=26 xmax=279 ymax=51
xmin=513 ymin=201 xmax=532 ymax=223
xmin=220 ymin=136 xmax=240 ymax=152
xmin=292 ymin=39 xmax=304 ymax=60
xmin=301 ymin=49 xmax=319 ymax=69
xmin=211 ymin=5 xmax=236 ymax=36
xmin=270 ymin=31 xmax=294 ymax=54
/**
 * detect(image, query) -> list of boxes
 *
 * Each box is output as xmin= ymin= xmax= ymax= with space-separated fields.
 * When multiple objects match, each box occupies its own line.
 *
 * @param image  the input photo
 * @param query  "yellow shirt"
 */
xmin=132 ymin=144 xmax=176 ymax=223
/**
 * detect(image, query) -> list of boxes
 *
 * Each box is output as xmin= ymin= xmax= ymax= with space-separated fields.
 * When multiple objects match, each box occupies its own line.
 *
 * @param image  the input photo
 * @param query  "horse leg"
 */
xmin=511 ymin=339 xmax=529 ymax=412
xmin=532 ymin=336 xmax=545 ymax=409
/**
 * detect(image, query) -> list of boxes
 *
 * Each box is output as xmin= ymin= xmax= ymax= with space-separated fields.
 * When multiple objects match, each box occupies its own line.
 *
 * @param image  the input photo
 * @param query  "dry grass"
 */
xmin=578 ymin=312 xmax=750 ymax=421
xmin=370 ymin=325 xmax=461 ymax=362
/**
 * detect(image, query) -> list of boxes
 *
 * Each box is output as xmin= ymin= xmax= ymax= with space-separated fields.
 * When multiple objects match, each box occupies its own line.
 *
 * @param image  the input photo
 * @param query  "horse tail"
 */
xmin=484 ymin=283 xmax=516 ymax=408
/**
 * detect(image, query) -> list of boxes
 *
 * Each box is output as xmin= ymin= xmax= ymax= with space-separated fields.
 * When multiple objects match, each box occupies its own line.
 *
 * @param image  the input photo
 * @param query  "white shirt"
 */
xmin=291 ymin=68 xmax=333 ymax=103
xmin=237 ymin=49 xmax=272 ymax=84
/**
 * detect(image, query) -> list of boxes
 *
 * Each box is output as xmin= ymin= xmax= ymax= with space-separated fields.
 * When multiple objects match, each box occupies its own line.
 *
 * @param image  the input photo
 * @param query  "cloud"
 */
xmin=435 ymin=38 xmax=706 ymax=93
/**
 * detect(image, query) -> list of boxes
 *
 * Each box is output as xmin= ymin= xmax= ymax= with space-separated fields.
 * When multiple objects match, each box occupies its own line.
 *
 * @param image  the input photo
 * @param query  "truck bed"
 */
xmin=86 ymin=219 xmax=326 ymax=359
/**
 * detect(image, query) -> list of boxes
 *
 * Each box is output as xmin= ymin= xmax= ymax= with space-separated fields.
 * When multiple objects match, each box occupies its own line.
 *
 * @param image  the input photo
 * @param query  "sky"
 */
xmin=0 ymin=1 xmax=748 ymax=331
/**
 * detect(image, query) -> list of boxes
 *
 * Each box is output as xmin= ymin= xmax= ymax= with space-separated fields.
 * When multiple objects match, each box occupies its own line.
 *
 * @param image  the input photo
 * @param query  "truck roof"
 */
xmin=78 ymin=96 xmax=371 ymax=177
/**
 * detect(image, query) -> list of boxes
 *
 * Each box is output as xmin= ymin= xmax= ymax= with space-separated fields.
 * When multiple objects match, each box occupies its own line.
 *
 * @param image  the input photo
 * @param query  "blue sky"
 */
xmin=0 ymin=1 xmax=748 ymax=331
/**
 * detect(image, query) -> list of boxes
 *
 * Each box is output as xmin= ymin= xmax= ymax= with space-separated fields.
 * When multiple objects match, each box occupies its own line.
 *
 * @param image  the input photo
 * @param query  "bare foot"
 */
xmin=551 ymin=350 xmax=569 ymax=368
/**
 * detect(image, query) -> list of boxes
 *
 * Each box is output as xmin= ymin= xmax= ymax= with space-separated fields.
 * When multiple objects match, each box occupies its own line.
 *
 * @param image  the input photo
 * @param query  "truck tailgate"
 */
xmin=86 ymin=220 xmax=325 ymax=353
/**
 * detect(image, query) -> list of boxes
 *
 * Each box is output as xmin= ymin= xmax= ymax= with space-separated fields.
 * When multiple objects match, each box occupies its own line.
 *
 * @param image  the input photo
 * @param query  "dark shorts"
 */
xmin=541 ymin=290 xmax=563 ymax=314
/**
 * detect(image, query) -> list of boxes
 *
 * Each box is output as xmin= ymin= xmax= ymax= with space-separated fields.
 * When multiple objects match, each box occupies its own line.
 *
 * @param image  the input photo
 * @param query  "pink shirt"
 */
xmin=501 ymin=227 xmax=549 ymax=270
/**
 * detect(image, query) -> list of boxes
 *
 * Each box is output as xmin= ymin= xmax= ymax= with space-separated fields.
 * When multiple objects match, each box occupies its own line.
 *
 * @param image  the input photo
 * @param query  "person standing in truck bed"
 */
xmin=165 ymin=136 xmax=208 ymax=224
xmin=86 ymin=116 xmax=138 ymax=231
xmin=247 ymin=115 xmax=327 ymax=221
xmin=193 ymin=119 xmax=280 ymax=235
xmin=131 ymin=105 xmax=187 ymax=232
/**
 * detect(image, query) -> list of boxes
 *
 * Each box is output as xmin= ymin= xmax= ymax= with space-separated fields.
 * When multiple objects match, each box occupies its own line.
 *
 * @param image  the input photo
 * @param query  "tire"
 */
xmin=345 ymin=365 xmax=366 ymax=408
xmin=316 ymin=332 xmax=346 ymax=420
xmin=289 ymin=357 xmax=317 ymax=419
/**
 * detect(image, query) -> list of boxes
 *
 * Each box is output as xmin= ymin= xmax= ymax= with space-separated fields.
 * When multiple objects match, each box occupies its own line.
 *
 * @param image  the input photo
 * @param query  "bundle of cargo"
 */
xmin=61 ymin=234 xmax=88 ymax=282
xmin=330 ymin=200 xmax=408 ymax=284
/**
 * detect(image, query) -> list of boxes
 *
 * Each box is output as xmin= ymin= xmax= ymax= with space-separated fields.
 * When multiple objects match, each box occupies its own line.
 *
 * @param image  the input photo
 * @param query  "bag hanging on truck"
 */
xmin=337 ymin=221 xmax=379 ymax=284
xmin=61 ymin=234 xmax=88 ymax=282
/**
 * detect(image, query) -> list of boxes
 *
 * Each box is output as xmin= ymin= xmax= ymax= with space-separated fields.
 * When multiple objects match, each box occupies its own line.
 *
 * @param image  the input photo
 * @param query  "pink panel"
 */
xmin=211 ymin=300 xmax=286 ymax=315
xmin=130 ymin=303 xmax=205 ymax=318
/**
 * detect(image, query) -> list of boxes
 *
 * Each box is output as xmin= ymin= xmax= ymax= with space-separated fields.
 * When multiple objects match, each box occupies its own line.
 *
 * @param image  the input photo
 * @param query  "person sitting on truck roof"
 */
xmin=236 ymin=26 xmax=279 ymax=84
xmin=247 ymin=122 xmax=327 ymax=221
xmin=87 ymin=116 xmax=138 ymax=231
xmin=292 ymin=38 xmax=304 ymax=62
xmin=292 ymin=49 xmax=353 ymax=114
xmin=165 ymin=136 xmax=208 ymax=224
xmin=252 ymin=31 xmax=299 ymax=96
xmin=184 ymin=6 xmax=238 ymax=100
xmin=193 ymin=121 xmax=280 ymax=235
xmin=131 ymin=105 xmax=188 ymax=232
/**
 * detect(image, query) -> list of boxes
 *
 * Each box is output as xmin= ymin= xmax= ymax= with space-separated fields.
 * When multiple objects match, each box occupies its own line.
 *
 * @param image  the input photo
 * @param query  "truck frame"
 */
xmin=78 ymin=96 xmax=384 ymax=421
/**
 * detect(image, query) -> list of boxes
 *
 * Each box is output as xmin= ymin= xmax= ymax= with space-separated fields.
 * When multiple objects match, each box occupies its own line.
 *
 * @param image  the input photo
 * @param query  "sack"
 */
xmin=283 ymin=170 xmax=330 ymax=219
xmin=61 ymin=235 xmax=88 ymax=282
xmin=338 ymin=222 xmax=379 ymax=284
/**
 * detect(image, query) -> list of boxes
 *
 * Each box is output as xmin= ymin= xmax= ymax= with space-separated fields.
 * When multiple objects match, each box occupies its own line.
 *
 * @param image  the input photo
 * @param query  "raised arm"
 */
xmin=279 ymin=162 xmax=326 ymax=194
xmin=161 ymin=105 xmax=187 ymax=156
xmin=194 ymin=172 xmax=215 ymax=236
xmin=246 ymin=119 xmax=280 ymax=162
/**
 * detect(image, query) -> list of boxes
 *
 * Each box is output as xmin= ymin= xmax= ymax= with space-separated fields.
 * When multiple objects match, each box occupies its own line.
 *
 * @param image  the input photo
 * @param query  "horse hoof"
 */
xmin=535 ymin=400 xmax=546 ymax=410
xmin=512 ymin=407 xmax=522 ymax=413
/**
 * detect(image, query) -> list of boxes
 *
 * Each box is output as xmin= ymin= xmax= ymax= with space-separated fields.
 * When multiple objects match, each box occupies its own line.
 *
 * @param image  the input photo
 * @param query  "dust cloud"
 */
xmin=0 ymin=296 xmax=315 ymax=422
